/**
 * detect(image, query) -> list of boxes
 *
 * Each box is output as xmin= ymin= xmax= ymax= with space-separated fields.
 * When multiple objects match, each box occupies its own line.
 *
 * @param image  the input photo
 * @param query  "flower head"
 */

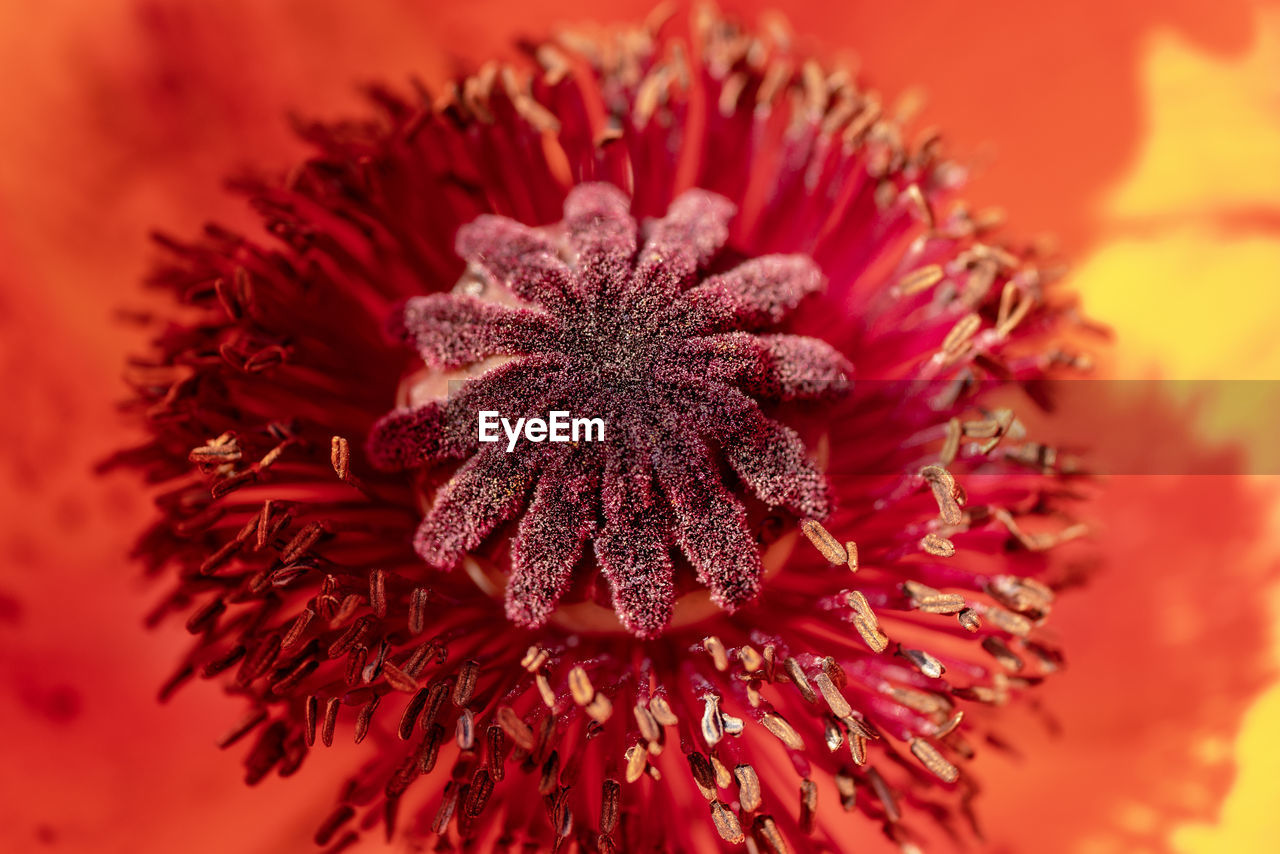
xmin=121 ymin=7 xmax=1091 ymax=852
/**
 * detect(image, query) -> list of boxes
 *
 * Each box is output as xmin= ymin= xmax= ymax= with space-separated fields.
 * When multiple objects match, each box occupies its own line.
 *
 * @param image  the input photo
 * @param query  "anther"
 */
xmin=600 ymin=779 xmax=620 ymax=833
xmin=452 ymin=660 xmax=479 ymax=706
xmin=368 ymin=569 xmax=387 ymax=618
xmin=703 ymin=636 xmax=729 ymax=671
xmin=456 ymin=708 xmax=475 ymax=750
xmin=902 ymin=647 xmax=946 ymax=678
xmin=701 ymin=695 xmax=725 ymax=747
xmin=801 ymin=519 xmax=847 ymax=564
xmin=330 ymin=436 xmax=351 ymax=481
xmin=399 ymin=688 xmax=430 ymax=739
xmin=798 ymin=778 xmax=818 ymax=834
xmin=761 ymin=712 xmax=805 ymax=750
xmin=354 ymin=695 xmax=380 ymax=744
xmin=736 ymin=763 xmax=763 ymax=812
xmin=909 ymin=737 xmax=959 ymax=783
xmin=496 ymin=707 xmax=535 ymax=750
xmin=624 ymin=744 xmax=647 ymax=783
xmin=711 ymin=800 xmax=745 ymax=844
xmin=921 ymin=533 xmax=956 ymax=557
xmin=568 ymin=666 xmax=594 ymax=706
xmin=894 ymin=264 xmax=945 ymax=297
xmin=783 ymin=657 xmax=816 ymax=703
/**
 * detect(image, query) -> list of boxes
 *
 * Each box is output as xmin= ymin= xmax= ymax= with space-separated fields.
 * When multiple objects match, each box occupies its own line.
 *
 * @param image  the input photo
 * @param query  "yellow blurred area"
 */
xmin=1109 ymin=15 xmax=1280 ymax=220
xmin=1173 ymin=585 xmax=1280 ymax=854
xmin=1070 ymin=9 xmax=1280 ymax=853
xmin=1083 ymin=8 xmax=1280 ymax=381
xmin=1082 ymin=231 xmax=1280 ymax=379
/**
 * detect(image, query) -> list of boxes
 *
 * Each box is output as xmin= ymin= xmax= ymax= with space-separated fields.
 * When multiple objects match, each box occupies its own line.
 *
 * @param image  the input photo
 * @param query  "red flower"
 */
xmin=116 ymin=10 xmax=1098 ymax=851
xmin=0 ymin=3 xmax=1255 ymax=854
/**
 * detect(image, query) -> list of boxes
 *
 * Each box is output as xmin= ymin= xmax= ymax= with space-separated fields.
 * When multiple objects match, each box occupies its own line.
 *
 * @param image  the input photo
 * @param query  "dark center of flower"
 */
xmin=368 ymin=183 xmax=850 ymax=638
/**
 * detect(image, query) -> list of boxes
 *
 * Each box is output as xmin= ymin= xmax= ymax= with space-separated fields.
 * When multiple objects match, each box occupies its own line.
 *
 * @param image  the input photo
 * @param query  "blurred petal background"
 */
xmin=1 ymin=1 xmax=1278 ymax=852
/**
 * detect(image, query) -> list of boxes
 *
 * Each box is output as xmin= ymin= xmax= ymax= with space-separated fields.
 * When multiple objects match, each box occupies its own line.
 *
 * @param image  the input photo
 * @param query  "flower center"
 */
xmin=369 ymin=183 xmax=849 ymax=638
xmin=394 ymin=362 xmax=827 ymax=636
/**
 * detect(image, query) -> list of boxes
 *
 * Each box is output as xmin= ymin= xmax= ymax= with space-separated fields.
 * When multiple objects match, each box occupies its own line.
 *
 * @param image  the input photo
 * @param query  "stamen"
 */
xmin=330 ymin=436 xmax=351 ymax=481
xmin=835 ymin=770 xmax=856 ymax=811
xmin=849 ymin=732 xmax=868 ymax=766
xmin=321 ymin=697 xmax=340 ymax=747
xmin=902 ymin=648 xmax=946 ymax=678
xmin=420 ymin=681 xmax=450 ymax=730
xmin=984 ymin=606 xmax=1033 ymax=636
xmin=814 ymin=672 xmax=853 ymax=719
xmin=982 ymin=636 xmax=1024 ymax=672
xmin=761 ymin=712 xmax=805 ymax=750
xmin=847 ymin=590 xmax=889 ymax=653
xmin=701 ymin=695 xmax=726 ymax=747
xmin=894 ymin=264 xmax=945 ymax=297
xmin=704 ymin=636 xmax=729 ymax=671
xmin=431 ymin=782 xmax=458 ymax=834
xmin=419 ymin=724 xmax=444 ymax=773
xmin=867 ymin=767 xmax=900 ymax=822
xmin=920 ymin=465 xmax=963 ymax=525
xmin=521 ymin=646 xmax=549 ymax=671
xmin=921 ymin=533 xmax=956 ymax=557
xmin=783 ymin=657 xmax=817 ymax=703
xmin=600 ymin=779 xmax=620 ymax=833
xmin=381 ymin=661 xmax=416 ymax=692
xmin=586 ymin=693 xmax=613 ymax=724
xmin=564 ymin=666 xmax=595 ymax=706
xmin=497 ymin=706 xmax=535 ymax=750
xmin=798 ymin=778 xmax=818 ymax=834
xmin=687 ymin=752 xmax=717 ymax=800
xmin=736 ymin=763 xmax=763 ymax=812
xmin=452 ymin=660 xmax=479 ymax=706
xmin=905 ymin=580 xmax=967 ymax=615
xmin=935 ymin=711 xmax=965 ymax=737
xmin=634 ymin=703 xmax=662 ymax=744
xmin=314 ymin=805 xmax=356 ymax=847
xmin=304 ymin=696 xmax=317 ymax=747
xmin=649 ymin=695 xmax=679 ymax=727
xmin=711 ymin=800 xmax=745 ymax=844
xmin=711 ymin=754 xmax=733 ymax=789
xmin=536 ymin=673 xmax=556 ymax=708
xmin=354 ymin=696 xmax=380 ymax=744
xmin=624 ymin=744 xmax=647 ymax=783
xmin=824 ymin=717 xmax=844 ymax=751
xmin=455 ymin=708 xmax=475 ymax=749
xmin=909 ymin=738 xmax=960 ymax=783
xmin=408 ymin=588 xmax=429 ymax=635
xmin=217 ymin=709 xmax=267 ymax=749
xmin=368 ymin=569 xmax=387 ymax=618
xmin=988 ymin=575 xmax=1054 ymax=616
xmin=941 ymin=418 xmax=961 ymax=465
xmin=801 ymin=518 xmax=848 ymax=564
xmin=399 ymin=688 xmax=429 ymax=739
xmin=752 ymin=815 xmax=787 ymax=853
xmin=537 ymin=752 xmax=559 ymax=796
xmin=281 ymin=609 xmax=314 ymax=651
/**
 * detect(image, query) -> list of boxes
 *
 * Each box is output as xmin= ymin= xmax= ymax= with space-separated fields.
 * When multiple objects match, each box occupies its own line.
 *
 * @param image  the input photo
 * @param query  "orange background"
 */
xmin=1 ymin=1 xmax=1279 ymax=852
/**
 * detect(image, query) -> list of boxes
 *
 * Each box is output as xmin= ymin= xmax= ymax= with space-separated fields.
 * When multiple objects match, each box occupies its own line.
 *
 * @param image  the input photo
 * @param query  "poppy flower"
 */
xmin=0 ymin=2 xmax=1276 ymax=854
xmin=104 ymin=6 xmax=1106 ymax=851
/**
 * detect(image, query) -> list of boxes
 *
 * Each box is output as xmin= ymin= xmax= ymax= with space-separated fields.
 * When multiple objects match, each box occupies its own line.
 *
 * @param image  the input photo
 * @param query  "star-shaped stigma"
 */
xmin=368 ymin=183 xmax=850 ymax=637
